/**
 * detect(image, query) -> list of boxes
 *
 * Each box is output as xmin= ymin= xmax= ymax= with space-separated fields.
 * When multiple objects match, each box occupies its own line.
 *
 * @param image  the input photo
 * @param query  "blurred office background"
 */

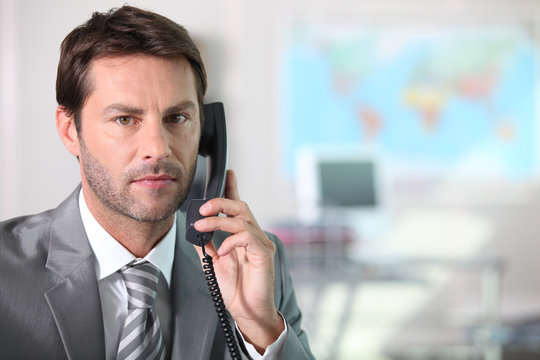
xmin=2 ymin=0 xmax=540 ymax=359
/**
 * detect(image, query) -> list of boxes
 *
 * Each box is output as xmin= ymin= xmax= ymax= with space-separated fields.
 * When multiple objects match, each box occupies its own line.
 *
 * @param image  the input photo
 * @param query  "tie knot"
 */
xmin=120 ymin=260 xmax=160 ymax=309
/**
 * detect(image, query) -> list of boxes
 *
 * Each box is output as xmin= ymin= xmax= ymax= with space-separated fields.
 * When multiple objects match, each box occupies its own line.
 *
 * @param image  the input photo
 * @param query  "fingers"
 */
xmin=217 ymin=231 xmax=275 ymax=257
xmin=225 ymin=169 xmax=241 ymax=201
xmin=195 ymin=214 xmax=274 ymax=256
xmin=199 ymin=197 xmax=253 ymax=219
xmin=195 ymin=215 xmax=253 ymax=237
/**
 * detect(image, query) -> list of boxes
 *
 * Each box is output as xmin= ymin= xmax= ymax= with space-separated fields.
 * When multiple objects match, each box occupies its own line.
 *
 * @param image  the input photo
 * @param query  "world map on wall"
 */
xmin=283 ymin=27 xmax=538 ymax=180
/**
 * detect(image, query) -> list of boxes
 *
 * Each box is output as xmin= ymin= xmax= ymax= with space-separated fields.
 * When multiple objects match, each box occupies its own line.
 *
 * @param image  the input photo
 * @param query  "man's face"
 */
xmin=77 ymin=55 xmax=200 ymax=222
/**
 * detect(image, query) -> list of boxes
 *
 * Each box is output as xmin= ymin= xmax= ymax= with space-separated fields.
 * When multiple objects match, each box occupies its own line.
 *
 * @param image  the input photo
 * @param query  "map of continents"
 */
xmin=284 ymin=28 xmax=537 ymax=179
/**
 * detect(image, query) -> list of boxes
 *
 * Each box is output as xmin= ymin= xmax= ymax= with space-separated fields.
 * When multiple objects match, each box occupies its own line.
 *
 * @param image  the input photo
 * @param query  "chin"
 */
xmin=127 ymin=209 xmax=177 ymax=223
xmin=142 ymin=199 xmax=183 ymax=218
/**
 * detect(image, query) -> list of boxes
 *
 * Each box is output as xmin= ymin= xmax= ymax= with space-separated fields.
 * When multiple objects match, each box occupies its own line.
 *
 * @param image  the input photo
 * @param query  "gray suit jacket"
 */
xmin=0 ymin=188 xmax=313 ymax=359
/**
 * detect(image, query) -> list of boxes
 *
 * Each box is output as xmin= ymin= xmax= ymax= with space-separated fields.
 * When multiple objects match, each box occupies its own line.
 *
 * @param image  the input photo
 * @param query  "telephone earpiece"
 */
xmin=186 ymin=102 xmax=227 ymax=246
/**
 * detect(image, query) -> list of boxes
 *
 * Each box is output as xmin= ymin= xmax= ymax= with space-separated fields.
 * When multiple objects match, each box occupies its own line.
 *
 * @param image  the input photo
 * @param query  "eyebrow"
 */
xmin=163 ymin=101 xmax=197 ymax=117
xmin=101 ymin=103 xmax=144 ymax=117
xmin=101 ymin=101 xmax=197 ymax=117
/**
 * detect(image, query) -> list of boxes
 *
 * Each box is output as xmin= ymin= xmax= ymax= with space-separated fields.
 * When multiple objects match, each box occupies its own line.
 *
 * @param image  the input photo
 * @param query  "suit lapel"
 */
xmin=44 ymin=187 xmax=105 ymax=360
xmin=169 ymin=212 xmax=221 ymax=360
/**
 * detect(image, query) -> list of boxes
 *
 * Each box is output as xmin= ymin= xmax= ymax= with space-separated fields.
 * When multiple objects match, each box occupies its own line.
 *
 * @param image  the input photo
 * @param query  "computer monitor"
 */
xmin=295 ymin=147 xmax=386 ymax=224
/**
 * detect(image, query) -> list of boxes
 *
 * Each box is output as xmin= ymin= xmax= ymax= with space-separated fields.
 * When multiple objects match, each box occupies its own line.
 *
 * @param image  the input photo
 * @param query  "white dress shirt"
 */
xmin=78 ymin=191 xmax=286 ymax=359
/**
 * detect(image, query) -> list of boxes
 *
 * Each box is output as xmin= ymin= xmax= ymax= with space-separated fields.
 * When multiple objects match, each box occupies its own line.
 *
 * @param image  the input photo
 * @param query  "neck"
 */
xmin=82 ymin=189 xmax=175 ymax=258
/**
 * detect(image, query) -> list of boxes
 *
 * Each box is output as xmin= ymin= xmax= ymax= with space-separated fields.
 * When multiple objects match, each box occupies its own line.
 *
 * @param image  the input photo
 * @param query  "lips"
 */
xmin=132 ymin=174 xmax=176 ymax=189
xmin=136 ymin=174 xmax=174 ymax=181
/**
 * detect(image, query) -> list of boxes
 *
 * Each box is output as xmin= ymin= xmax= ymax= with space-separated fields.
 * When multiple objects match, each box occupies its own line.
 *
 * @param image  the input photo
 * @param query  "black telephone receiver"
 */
xmin=185 ymin=102 xmax=241 ymax=360
xmin=185 ymin=102 xmax=227 ymax=246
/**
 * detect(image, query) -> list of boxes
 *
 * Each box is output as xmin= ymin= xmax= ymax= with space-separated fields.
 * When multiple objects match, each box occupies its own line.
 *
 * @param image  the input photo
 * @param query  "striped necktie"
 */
xmin=116 ymin=260 xmax=166 ymax=360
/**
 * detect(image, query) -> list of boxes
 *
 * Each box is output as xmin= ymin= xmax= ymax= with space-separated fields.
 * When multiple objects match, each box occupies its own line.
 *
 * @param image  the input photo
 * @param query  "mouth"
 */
xmin=131 ymin=174 xmax=176 ymax=189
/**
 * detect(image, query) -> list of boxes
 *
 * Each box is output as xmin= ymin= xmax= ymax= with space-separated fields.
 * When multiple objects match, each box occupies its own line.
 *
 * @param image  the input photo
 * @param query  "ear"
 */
xmin=56 ymin=106 xmax=80 ymax=157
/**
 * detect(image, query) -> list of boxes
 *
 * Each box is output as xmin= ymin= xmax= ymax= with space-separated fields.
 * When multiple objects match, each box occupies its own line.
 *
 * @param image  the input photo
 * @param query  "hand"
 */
xmin=193 ymin=170 xmax=284 ymax=353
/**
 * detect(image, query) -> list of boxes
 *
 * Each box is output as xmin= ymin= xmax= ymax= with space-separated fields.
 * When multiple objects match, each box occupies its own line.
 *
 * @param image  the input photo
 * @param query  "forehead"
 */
xmin=86 ymin=54 xmax=198 ymax=108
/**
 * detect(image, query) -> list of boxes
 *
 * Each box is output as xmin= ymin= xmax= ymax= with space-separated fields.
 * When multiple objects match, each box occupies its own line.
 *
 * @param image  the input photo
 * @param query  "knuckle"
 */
xmin=239 ymin=200 xmax=249 ymax=212
xmin=235 ymin=218 xmax=249 ymax=229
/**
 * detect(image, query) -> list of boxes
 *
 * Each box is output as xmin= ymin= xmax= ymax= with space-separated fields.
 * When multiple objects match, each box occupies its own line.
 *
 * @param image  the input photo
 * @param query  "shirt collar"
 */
xmin=78 ymin=190 xmax=176 ymax=287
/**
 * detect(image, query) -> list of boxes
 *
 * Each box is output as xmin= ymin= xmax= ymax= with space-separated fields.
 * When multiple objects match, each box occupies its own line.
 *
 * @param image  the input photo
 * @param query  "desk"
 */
xmin=288 ymin=254 xmax=506 ymax=360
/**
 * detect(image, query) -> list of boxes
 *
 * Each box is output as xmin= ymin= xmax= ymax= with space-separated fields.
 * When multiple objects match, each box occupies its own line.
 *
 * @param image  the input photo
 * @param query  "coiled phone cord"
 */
xmin=201 ymin=243 xmax=242 ymax=360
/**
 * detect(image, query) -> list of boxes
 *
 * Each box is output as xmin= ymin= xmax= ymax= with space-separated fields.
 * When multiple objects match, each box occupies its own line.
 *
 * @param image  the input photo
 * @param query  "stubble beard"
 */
xmin=79 ymin=139 xmax=196 ymax=223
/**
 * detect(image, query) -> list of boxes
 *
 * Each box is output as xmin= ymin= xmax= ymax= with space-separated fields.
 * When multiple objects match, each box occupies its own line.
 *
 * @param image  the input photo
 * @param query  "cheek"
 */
xmin=104 ymin=157 xmax=132 ymax=179
xmin=171 ymin=126 xmax=201 ymax=159
xmin=90 ymin=134 xmax=138 ymax=169
xmin=83 ymin=144 xmax=132 ymax=179
xmin=171 ymin=137 xmax=199 ymax=162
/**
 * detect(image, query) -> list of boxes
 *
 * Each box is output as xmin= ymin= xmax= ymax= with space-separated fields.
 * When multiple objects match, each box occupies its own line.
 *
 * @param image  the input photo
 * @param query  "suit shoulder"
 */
xmin=0 ymin=209 xmax=55 ymax=237
xmin=0 ymin=209 xmax=55 ymax=258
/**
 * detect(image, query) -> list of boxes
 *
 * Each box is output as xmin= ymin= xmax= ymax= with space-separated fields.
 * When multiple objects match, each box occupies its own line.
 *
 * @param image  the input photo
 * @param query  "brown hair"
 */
xmin=56 ymin=5 xmax=207 ymax=132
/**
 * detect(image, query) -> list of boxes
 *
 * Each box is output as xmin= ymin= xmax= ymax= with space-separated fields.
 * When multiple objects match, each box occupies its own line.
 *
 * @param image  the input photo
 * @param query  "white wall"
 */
xmin=0 ymin=0 xmax=20 ymax=218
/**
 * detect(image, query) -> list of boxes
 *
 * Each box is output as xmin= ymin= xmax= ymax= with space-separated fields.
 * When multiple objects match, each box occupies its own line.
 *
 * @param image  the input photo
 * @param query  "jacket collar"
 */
xmin=44 ymin=186 xmax=106 ymax=360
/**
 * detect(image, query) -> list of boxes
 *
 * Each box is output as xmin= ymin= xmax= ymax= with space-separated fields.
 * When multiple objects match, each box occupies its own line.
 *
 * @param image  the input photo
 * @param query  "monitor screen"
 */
xmin=318 ymin=160 xmax=377 ymax=208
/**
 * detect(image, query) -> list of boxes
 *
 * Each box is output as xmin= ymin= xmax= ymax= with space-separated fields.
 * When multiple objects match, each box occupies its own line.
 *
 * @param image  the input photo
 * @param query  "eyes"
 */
xmin=165 ymin=114 xmax=187 ymax=124
xmin=115 ymin=116 xmax=134 ymax=126
xmin=114 ymin=114 xmax=188 ymax=126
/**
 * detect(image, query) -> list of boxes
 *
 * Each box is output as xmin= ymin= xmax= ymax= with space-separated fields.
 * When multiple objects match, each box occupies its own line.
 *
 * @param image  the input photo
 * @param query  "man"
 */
xmin=0 ymin=6 xmax=313 ymax=360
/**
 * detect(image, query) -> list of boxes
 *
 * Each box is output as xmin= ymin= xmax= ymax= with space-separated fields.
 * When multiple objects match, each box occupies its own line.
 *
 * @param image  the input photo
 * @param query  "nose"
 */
xmin=139 ymin=118 xmax=171 ymax=162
